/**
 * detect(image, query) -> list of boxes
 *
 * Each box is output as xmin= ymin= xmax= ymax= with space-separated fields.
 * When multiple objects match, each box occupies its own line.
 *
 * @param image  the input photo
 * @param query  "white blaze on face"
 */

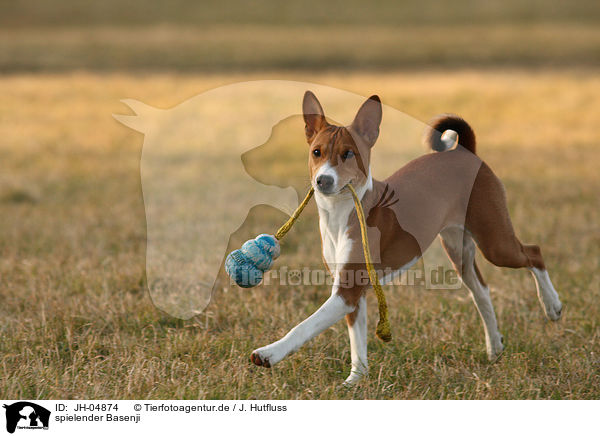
xmin=314 ymin=161 xmax=339 ymax=192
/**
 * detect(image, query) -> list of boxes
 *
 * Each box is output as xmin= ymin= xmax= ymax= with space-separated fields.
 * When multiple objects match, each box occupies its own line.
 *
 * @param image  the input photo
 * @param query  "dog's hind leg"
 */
xmin=465 ymin=162 xmax=563 ymax=321
xmin=440 ymin=226 xmax=505 ymax=361
xmin=478 ymin=238 xmax=562 ymax=321
xmin=529 ymin=265 xmax=563 ymax=321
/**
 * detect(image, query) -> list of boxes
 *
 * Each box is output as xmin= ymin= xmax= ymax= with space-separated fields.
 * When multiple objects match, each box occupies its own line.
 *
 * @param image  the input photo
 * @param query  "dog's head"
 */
xmin=303 ymin=91 xmax=382 ymax=196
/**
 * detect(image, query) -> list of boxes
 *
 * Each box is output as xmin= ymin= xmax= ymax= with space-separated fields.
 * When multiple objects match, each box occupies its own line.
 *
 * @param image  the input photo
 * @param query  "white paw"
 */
xmin=540 ymin=294 xmax=563 ymax=321
xmin=342 ymin=368 xmax=367 ymax=386
xmin=487 ymin=334 xmax=505 ymax=362
xmin=250 ymin=344 xmax=284 ymax=368
xmin=531 ymin=268 xmax=563 ymax=322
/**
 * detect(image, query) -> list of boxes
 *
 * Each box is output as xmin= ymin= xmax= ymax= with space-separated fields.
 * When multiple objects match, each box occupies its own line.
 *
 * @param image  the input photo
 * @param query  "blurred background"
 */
xmin=2 ymin=0 xmax=599 ymax=71
xmin=1 ymin=0 xmax=599 ymax=399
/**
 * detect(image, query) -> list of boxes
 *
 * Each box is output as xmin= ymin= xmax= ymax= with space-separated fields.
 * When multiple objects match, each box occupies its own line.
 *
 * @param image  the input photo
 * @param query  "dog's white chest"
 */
xmin=316 ymin=196 xmax=355 ymax=280
xmin=320 ymin=224 xmax=353 ymax=275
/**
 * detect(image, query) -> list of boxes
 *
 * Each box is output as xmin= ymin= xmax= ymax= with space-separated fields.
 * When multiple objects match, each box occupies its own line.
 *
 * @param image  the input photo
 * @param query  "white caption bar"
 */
xmin=0 ymin=400 xmax=595 ymax=435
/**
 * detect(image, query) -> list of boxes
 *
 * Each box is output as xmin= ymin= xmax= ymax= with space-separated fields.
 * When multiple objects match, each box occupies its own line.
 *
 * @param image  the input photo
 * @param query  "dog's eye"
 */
xmin=342 ymin=150 xmax=354 ymax=160
xmin=313 ymin=149 xmax=321 ymax=157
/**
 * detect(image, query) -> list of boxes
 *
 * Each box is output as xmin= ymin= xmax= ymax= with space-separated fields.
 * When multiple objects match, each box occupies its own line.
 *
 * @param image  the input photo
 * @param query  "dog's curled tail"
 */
xmin=423 ymin=114 xmax=476 ymax=154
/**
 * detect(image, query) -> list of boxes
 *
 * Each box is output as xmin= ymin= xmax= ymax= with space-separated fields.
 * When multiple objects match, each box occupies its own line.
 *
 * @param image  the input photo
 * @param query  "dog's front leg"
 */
xmin=251 ymin=292 xmax=355 ymax=368
xmin=343 ymin=294 xmax=368 ymax=385
xmin=344 ymin=295 xmax=369 ymax=386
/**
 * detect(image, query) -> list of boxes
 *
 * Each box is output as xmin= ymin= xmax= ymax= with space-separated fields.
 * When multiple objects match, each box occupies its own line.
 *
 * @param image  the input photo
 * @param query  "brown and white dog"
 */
xmin=250 ymin=91 xmax=563 ymax=385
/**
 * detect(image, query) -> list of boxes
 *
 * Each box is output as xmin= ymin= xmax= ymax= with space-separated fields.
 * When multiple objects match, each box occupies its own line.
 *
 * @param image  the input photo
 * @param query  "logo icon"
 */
xmin=3 ymin=402 xmax=50 ymax=434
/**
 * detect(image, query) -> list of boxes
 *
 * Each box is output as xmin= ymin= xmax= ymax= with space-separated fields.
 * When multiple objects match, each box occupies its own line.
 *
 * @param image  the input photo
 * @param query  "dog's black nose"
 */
xmin=316 ymin=174 xmax=334 ymax=192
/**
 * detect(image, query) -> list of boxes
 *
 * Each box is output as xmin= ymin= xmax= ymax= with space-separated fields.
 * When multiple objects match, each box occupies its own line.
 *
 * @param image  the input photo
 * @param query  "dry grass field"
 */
xmin=1 ymin=70 xmax=598 ymax=399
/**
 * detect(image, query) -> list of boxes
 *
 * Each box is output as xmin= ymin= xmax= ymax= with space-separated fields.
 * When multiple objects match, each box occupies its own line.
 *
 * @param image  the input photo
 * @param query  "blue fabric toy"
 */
xmin=225 ymin=234 xmax=281 ymax=287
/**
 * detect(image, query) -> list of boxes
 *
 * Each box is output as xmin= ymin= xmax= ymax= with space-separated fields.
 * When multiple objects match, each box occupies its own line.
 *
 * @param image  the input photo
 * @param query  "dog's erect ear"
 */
xmin=303 ymin=91 xmax=327 ymax=144
xmin=350 ymin=95 xmax=382 ymax=147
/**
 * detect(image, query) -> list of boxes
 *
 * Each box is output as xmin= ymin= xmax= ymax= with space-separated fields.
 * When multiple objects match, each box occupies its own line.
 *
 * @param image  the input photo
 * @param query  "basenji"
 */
xmin=250 ymin=91 xmax=563 ymax=385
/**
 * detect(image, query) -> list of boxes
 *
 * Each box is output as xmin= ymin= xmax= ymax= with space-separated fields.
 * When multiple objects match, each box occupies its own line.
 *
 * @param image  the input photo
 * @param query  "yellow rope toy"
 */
xmin=224 ymin=184 xmax=392 ymax=342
